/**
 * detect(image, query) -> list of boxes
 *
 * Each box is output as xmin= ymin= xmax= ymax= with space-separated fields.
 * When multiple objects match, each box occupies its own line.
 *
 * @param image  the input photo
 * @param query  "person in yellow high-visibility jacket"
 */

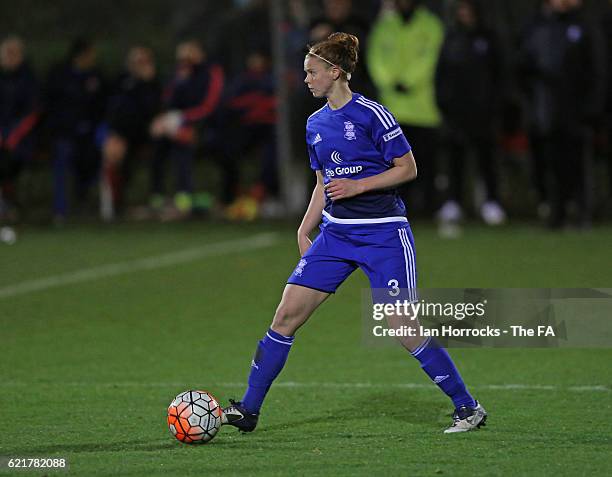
xmin=367 ymin=0 xmax=444 ymax=215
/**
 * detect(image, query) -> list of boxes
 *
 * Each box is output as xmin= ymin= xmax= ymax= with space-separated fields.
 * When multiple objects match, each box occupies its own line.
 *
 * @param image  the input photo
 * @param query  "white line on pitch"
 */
xmin=0 ymin=381 xmax=608 ymax=392
xmin=0 ymin=232 xmax=279 ymax=300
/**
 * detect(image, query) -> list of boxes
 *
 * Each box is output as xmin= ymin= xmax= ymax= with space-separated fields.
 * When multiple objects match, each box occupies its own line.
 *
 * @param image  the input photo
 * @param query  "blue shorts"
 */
xmin=287 ymin=223 xmax=417 ymax=301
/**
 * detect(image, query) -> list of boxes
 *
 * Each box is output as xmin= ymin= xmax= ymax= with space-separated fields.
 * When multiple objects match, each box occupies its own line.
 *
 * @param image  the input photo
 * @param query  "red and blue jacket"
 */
xmin=0 ymin=62 xmax=39 ymax=151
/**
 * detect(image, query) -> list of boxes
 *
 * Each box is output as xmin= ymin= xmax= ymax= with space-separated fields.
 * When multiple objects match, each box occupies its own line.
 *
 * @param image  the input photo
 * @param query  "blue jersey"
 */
xmin=306 ymin=93 xmax=411 ymax=226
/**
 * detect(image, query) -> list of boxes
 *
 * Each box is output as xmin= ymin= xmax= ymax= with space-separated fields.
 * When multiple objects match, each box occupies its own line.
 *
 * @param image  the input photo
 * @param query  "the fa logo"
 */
xmin=294 ymin=259 xmax=307 ymax=277
xmin=344 ymin=121 xmax=356 ymax=140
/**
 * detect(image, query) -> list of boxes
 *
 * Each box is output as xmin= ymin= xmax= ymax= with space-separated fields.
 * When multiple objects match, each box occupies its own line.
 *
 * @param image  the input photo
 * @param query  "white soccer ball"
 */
xmin=167 ymin=390 xmax=223 ymax=444
xmin=0 ymin=226 xmax=17 ymax=245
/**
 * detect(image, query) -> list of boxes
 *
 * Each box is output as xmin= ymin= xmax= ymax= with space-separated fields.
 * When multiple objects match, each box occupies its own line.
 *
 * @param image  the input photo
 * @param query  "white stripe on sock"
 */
xmin=266 ymin=332 xmax=294 ymax=346
xmin=411 ymin=336 xmax=432 ymax=357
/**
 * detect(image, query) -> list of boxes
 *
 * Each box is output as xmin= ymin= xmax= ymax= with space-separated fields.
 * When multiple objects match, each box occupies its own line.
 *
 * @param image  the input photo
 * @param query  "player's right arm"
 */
xmin=297 ymin=170 xmax=325 ymax=256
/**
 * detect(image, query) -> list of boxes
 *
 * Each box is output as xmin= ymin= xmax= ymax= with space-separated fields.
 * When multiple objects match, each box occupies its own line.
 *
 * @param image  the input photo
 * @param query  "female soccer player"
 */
xmin=222 ymin=33 xmax=486 ymax=434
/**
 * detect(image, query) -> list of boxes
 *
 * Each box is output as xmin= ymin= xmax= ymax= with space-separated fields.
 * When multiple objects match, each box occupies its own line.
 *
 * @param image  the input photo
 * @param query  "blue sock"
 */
xmin=411 ymin=337 xmax=476 ymax=409
xmin=241 ymin=328 xmax=294 ymax=414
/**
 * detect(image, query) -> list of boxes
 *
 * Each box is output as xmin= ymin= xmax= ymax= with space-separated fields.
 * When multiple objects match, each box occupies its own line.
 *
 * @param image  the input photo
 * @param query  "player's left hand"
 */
xmin=324 ymin=179 xmax=365 ymax=201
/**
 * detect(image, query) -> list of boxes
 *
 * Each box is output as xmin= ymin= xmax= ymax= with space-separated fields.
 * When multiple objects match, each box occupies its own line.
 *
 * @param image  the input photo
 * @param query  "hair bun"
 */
xmin=307 ymin=31 xmax=359 ymax=78
xmin=328 ymin=32 xmax=359 ymax=55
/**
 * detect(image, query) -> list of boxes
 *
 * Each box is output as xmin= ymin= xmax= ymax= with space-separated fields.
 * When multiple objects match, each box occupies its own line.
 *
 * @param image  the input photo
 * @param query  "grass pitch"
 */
xmin=0 ymin=221 xmax=611 ymax=476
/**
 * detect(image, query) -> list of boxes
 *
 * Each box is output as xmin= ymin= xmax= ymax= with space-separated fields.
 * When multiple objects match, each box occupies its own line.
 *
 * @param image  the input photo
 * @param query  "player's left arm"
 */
xmin=324 ymin=151 xmax=416 ymax=201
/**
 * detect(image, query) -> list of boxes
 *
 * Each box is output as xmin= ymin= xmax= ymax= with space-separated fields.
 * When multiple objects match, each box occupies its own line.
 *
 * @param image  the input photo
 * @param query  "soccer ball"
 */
xmin=167 ymin=390 xmax=223 ymax=444
xmin=0 ymin=226 xmax=17 ymax=245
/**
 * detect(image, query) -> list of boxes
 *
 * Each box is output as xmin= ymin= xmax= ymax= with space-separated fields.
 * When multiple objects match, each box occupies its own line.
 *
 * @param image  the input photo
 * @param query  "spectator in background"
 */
xmin=602 ymin=0 xmax=612 ymax=208
xmin=219 ymin=50 xmax=278 ymax=217
xmin=435 ymin=0 xmax=506 ymax=226
xmin=283 ymin=0 xmax=311 ymax=90
xmin=309 ymin=0 xmax=375 ymax=98
xmin=211 ymin=0 xmax=271 ymax=78
xmin=519 ymin=0 xmax=606 ymax=228
xmin=0 ymin=36 xmax=39 ymax=222
xmin=46 ymin=38 xmax=106 ymax=223
xmin=150 ymin=40 xmax=224 ymax=218
xmin=99 ymin=46 xmax=161 ymax=221
xmin=367 ymin=0 xmax=444 ymax=217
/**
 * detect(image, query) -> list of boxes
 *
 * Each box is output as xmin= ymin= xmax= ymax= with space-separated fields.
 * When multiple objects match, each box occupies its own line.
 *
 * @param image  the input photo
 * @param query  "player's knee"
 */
xmin=271 ymin=303 xmax=304 ymax=334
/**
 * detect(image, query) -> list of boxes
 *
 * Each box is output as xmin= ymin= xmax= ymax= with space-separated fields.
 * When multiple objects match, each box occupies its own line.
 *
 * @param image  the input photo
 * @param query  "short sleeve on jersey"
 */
xmin=369 ymin=108 xmax=411 ymax=165
xmin=307 ymin=143 xmax=321 ymax=170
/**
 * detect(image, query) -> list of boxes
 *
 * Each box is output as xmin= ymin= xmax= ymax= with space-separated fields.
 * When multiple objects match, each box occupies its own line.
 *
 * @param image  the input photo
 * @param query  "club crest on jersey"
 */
xmin=330 ymin=150 xmax=343 ymax=165
xmin=294 ymin=259 xmax=307 ymax=277
xmin=343 ymin=121 xmax=356 ymax=141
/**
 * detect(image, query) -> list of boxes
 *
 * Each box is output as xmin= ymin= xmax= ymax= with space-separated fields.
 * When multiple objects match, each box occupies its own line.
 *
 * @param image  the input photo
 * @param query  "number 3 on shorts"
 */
xmin=388 ymin=279 xmax=399 ymax=297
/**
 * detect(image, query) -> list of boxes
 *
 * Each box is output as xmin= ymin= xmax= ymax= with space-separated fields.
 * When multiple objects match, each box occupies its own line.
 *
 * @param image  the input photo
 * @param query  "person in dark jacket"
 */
xmin=435 ymin=0 xmax=506 ymax=226
xmin=46 ymin=37 xmax=106 ymax=221
xmin=309 ymin=0 xmax=375 ymax=98
xmin=218 ymin=50 xmax=277 ymax=210
xmin=150 ymin=40 xmax=224 ymax=217
xmin=0 ymin=36 xmax=39 ymax=220
xmin=601 ymin=0 xmax=612 ymax=208
xmin=519 ymin=0 xmax=606 ymax=228
xmin=99 ymin=46 xmax=161 ymax=220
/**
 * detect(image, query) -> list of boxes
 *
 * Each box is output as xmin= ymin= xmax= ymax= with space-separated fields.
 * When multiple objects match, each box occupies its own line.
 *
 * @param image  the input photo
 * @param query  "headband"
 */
xmin=308 ymin=50 xmax=352 ymax=80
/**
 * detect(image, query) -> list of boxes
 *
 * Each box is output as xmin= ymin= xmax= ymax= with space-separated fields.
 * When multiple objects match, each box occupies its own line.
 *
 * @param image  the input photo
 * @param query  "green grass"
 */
xmin=1 ymin=221 xmax=611 ymax=476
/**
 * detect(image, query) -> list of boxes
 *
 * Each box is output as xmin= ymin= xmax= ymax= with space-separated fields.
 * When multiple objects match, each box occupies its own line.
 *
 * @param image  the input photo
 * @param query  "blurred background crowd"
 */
xmin=1 ymin=0 xmax=611 ymax=230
